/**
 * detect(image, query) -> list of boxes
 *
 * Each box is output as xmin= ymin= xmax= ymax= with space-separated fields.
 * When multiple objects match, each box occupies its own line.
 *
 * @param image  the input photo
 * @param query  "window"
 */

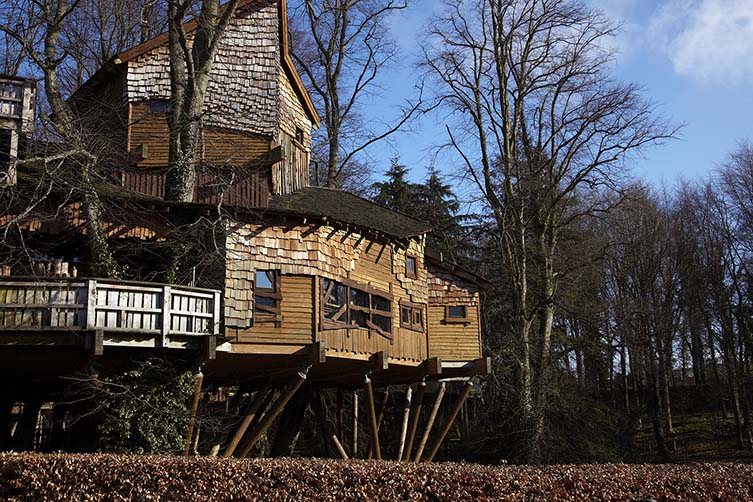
xmin=294 ymin=127 xmax=305 ymax=144
xmin=148 ymin=99 xmax=172 ymax=114
xmin=254 ymin=270 xmax=281 ymax=324
xmin=405 ymin=256 xmax=417 ymax=279
xmin=321 ymin=278 xmax=393 ymax=341
xmin=445 ymin=305 xmax=469 ymax=323
xmin=400 ymin=302 xmax=424 ymax=332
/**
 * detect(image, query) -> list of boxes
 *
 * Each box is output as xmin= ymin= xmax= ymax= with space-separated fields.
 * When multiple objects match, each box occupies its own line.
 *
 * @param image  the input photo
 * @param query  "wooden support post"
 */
xmin=223 ymin=384 xmax=271 ymax=457
xmin=367 ymin=387 xmax=390 ymax=459
xmin=331 ymin=432 xmax=349 ymax=459
xmin=413 ymin=382 xmax=446 ymax=462
xmin=404 ymin=381 xmax=426 ymax=461
xmin=270 ymin=386 xmax=310 ymax=457
xmin=397 ymin=386 xmax=413 ymax=461
xmin=234 ymin=390 xmax=276 ymax=457
xmin=239 ymin=371 xmax=308 ymax=458
xmin=184 ymin=370 xmax=204 ymax=456
xmin=352 ymin=391 xmax=359 ymax=458
xmin=363 ymin=375 xmax=381 ymax=460
xmin=425 ymin=381 xmax=474 ymax=462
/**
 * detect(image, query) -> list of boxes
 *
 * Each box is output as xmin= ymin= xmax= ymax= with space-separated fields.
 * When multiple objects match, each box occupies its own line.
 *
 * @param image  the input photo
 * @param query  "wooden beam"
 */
xmin=425 ymin=381 xmax=474 ymax=462
xmin=310 ymin=341 xmax=327 ymax=365
xmin=239 ymin=371 xmax=308 ymax=458
xmin=184 ymin=370 xmax=204 ymax=456
xmin=397 ymin=386 xmax=413 ymax=461
xmin=404 ymin=381 xmax=426 ymax=461
xmin=223 ymin=384 xmax=272 ymax=457
xmin=371 ymin=351 xmax=389 ymax=371
xmin=363 ymin=375 xmax=381 ymax=460
xmin=439 ymin=358 xmax=491 ymax=379
xmin=425 ymin=357 xmax=442 ymax=376
xmin=413 ymin=382 xmax=446 ymax=462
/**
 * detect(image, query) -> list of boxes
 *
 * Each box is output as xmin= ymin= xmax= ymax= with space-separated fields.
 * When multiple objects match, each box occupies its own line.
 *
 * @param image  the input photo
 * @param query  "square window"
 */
xmin=255 ymin=270 xmax=274 ymax=290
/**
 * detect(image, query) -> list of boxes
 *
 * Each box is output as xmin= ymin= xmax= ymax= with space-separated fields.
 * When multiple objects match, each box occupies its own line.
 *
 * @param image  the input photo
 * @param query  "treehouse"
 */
xmin=0 ymin=0 xmax=489 ymax=458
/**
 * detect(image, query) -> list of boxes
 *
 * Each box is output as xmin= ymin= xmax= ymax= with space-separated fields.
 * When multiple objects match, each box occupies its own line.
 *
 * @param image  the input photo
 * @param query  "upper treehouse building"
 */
xmin=0 ymin=0 xmax=488 ymax=458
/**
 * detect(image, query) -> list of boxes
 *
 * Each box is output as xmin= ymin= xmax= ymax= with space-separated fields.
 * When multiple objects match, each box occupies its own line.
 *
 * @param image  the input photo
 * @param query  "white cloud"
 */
xmin=650 ymin=0 xmax=753 ymax=84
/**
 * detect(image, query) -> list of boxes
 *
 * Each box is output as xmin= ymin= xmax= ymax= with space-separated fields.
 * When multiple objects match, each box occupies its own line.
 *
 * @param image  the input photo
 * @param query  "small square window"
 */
xmin=445 ymin=305 xmax=468 ymax=322
xmin=294 ymin=127 xmax=304 ymax=144
xmin=255 ymin=270 xmax=274 ymax=290
xmin=148 ymin=99 xmax=172 ymax=114
xmin=405 ymin=256 xmax=417 ymax=279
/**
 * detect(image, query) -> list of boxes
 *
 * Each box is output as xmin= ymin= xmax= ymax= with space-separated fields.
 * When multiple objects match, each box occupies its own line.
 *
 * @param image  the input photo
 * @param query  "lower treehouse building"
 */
xmin=0 ymin=0 xmax=489 ymax=459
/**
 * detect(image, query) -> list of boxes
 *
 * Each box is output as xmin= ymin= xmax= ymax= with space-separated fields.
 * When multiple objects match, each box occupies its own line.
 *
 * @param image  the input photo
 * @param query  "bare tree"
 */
xmin=422 ymin=0 xmax=675 ymax=462
xmin=164 ymin=0 xmax=240 ymax=202
xmin=289 ymin=0 xmax=420 ymax=190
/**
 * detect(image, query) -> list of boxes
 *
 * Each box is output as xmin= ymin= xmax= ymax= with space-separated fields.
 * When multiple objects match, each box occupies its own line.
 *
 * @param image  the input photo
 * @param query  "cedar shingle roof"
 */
xmin=270 ymin=187 xmax=432 ymax=239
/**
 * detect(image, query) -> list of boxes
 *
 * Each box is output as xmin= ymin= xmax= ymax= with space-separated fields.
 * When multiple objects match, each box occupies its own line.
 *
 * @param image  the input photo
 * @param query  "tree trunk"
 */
xmin=270 ymin=387 xmax=310 ymax=457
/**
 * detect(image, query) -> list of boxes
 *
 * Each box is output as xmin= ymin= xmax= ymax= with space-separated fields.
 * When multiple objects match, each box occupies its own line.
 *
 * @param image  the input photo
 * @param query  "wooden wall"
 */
xmin=224 ymin=221 xmax=429 ymax=362
xmin=226 ymin=274 xmax=314 ymax=345
xmin=426 ymin=262 xmax=482 ymax=362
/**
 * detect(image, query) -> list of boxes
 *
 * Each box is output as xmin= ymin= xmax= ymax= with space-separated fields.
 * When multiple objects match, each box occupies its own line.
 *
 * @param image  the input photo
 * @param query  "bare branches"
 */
xmin=290 ymin=0 xmax=420 ymax=190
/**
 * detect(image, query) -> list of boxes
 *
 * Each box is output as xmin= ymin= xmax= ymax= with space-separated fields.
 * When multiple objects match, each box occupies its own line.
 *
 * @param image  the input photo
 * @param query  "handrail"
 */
xmin=0 ymin=278 xmax=221 ymax=337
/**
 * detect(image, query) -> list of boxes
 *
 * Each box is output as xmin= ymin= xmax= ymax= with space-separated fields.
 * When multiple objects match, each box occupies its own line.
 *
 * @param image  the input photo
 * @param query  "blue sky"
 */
xmin=358 ymin=0 xmax=753 ymax=188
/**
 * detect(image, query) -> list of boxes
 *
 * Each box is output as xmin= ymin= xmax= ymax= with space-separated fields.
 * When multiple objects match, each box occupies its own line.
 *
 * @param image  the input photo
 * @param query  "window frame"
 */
xmin=405 ymin=255 xmax=418 ymax=279
xmin=444 ymin=304 xmax=470 ymax=323
xmin=400 ymin=300 xmax=425 ymax=332
xmin=253 ymin=269 xmax=282 ymax=325
xmin=320 ymin=277 xmax=393 ymax=342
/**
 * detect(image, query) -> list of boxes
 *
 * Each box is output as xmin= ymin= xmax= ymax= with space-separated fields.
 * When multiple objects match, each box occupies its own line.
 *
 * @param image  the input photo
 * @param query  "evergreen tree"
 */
xmin=372 ymin=158 xmax=421 ymax=214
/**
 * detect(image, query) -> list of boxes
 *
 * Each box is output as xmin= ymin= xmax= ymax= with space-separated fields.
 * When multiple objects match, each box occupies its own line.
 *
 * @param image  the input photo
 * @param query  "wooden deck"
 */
xmin=0 ymin=277 xmax=221 ymax=350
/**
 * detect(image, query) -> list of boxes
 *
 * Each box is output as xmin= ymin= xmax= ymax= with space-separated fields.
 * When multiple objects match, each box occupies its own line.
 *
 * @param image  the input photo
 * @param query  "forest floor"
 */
xmin=2 ymin=453 xmax=753 ymax=501
xmin=636 ymin=412 xmax=753 ymax=463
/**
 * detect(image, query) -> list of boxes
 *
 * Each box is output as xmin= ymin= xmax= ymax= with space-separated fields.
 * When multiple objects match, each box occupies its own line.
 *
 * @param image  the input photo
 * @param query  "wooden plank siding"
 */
xmin=227 ymin=274 xmax=314 ymax=345
xmin=426 ymin=262 xmax=482 ymax=362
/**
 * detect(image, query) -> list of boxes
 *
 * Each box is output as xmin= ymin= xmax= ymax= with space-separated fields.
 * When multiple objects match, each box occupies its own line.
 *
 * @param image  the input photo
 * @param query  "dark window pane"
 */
xmin=372 ymin=314 xmax=391 ymax=333
xmin=448 ymin=306 xmax=467 ymax=318
xmin=351 ymin=310 xmax=368 ymax=328
xmin=415 ymin=310 xmax=423 ymax=326
xmin=401 ymin=307 xmax=411 ymax=324
xmin=255 ymin=270 xmax=273 ymax=290
xmin=350 ymin=288 xmax=369 ymax=308
xmin=254 ymin=296 xmax=275 ymax=310
xmin=333 ymin=283 xmax=347 ymax=306
xmin=372 ymin=295 xmax=390 ymax=313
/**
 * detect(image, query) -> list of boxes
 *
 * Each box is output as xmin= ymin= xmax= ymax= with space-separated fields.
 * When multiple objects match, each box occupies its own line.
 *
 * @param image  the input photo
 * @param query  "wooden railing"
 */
xmin=0 ymin=278 xmax=221 ymax=339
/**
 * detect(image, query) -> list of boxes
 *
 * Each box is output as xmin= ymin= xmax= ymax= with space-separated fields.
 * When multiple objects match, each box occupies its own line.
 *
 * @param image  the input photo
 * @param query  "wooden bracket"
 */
xmin=310 ymin=341 xmax=326 ymax=365
xmin=85 ymin=330 xmax=104 ymax=357
xmin=370 ymin=351 xmax=389 ymax=372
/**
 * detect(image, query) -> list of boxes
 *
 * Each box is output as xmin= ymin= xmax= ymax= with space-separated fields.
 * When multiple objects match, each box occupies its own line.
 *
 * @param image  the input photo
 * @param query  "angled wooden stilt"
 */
xmin=223 ymin=383 xmax=271 ymax=457
xmin=425 ymin=381 xmax=473 ymax=462
xmin=239 ymin=371 xmax=308 ymax=458
xmin=414 ymin=382 xmax=446 ymax=462
xmin=352 ymin=391 xmax=359 ymax=458
xmin=336 ymin=390 xmax=344 ymax=440
xmin=363 ymin=375 xmax=381 ymax=460
xmin=404 ymin=381 xmax=426 ymax=461
xmin=367 ymin=387 xmax=390 ymax=459
xmin=184 ymin=370 xmax=204 ymax=457
xmin=397 ymin=386 xmax=413 ymax=461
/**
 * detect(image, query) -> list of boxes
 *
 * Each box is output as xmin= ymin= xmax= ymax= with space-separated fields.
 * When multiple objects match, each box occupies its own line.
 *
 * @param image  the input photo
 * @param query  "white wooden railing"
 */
xmin=0 ymin=278 xmax=221 ymax=338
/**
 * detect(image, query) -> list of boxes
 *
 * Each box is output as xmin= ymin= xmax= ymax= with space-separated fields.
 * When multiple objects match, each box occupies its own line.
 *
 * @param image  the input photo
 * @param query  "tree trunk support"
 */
xmin=239 ymin=370 xmax=308 ymax=458
xmin=425 ymin=381 xmax=473 ymax=462
xmin=414 ymin=382 xmax=445 ymax=462
xmin=184 ymin=370 xmax=204 ymax=456
xmin=352 ymin=391 xmax=359 ymax=458
xmin=404 ymin=381 xmax=426 ymax=461
xmin=223 ymin=384 xmax=272 ymax=457
xmin=363 ymin=375 xmax=381 ymax=460
xmin=397 ymin=386 xmax=413 ymax=461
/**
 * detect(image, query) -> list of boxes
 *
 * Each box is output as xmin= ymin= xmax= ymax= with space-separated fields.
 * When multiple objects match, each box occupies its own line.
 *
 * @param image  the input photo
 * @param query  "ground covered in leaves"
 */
xmin=1 ymin=454 xmax=752 ymax=501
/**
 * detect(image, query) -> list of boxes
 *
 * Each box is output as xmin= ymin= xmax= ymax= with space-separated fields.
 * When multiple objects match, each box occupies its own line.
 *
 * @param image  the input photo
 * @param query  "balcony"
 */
xmin=0 ymin=277 xmax=221 ymax=351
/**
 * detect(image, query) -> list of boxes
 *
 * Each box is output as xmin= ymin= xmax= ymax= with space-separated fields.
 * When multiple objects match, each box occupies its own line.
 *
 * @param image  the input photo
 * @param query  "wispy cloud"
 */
xmin=650 ymin=0 xmax=753 ymax=84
